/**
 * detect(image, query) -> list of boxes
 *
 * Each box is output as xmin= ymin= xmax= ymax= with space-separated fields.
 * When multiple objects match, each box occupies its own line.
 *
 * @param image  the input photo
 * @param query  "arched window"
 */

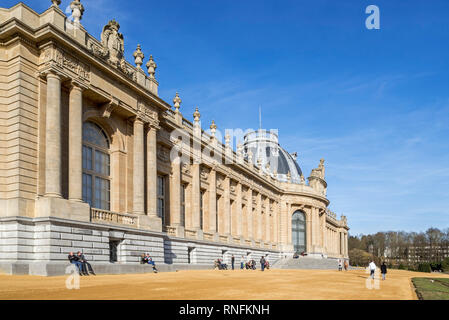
xmin=292 ymin=210 xmax=306 ymax=254
xmin=82 ymin=121 xmax=110 ymax=210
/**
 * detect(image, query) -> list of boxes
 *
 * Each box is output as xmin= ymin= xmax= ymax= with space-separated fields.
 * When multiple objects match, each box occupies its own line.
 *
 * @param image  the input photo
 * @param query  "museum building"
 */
xmin=0 ymin=1 xmax=349 ymax=275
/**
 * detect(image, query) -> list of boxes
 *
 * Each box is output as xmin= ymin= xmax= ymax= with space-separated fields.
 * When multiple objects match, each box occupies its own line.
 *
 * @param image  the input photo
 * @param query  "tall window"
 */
xmin=82 ymin=122 xmax=110 ymax=210
xmin=157 ymin=176 xmax=165 ymax=225
xmin=292 ymin=210 xmax=306 ymax=254
xmin=180 ymin=184 xmax=186 ymax=227
xmin=200 ymin=191 xmax=204 ymax=230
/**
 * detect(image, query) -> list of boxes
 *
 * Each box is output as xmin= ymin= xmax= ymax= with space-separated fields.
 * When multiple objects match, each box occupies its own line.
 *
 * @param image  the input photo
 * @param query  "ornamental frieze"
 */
xmin=41 ymin=46 xmax=91 ymax=82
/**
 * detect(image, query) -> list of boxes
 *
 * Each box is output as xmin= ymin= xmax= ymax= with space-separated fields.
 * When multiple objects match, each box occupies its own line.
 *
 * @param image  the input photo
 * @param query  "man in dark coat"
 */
xmin=78 ymin=251 xmax=95 ymax=275
xmin=381 ymin=262 xmax=387 ymax=280
xmin=231 ymin=255 xmax=235 ymax=270
xmin=260 ymin=256 xmax=266 ymax=271
xmin=68 ymin=251 xmax=83 ymax=275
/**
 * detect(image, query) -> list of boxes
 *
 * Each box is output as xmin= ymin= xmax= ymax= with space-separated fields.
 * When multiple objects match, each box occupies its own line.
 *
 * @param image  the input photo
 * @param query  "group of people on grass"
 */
xmin=68 ymin=251 xmax=95 ymax=276
xmin=215 ymin=255 xmax=270 ymax=271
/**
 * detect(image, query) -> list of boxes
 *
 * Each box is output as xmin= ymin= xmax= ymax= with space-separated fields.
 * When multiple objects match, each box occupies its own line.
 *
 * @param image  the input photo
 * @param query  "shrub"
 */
xmin=398 ymin=263 xmax=406 ymax=270
xmin=417 ymin=263 xmax=432 ymax=273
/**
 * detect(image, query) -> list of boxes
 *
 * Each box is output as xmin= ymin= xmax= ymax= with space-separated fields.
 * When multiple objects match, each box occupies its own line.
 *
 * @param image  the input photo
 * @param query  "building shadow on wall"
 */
xmin=163 ymin=237 xmax=176 ymax=264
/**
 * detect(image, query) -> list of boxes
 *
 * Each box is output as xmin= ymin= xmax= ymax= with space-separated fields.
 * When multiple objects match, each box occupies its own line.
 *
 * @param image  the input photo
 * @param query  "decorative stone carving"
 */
xmin=146 ymin=55 xmax=157 ymax=79
xmin=311 ymin=158 xmax=325 ymax=179
xmin=101 ymin=99 xmax=118 ymax=119
xmin=48 ymin=47 xmax=90 ymax=82
xmin=51 ymin=0 xmax=61 ymax=7
xmin=70 ymin=0 xmax=84 ymax=24
xmin=200 ymin=167 xmax=209 ymax=180
xmin=193 ymin=107 xmax=201 ymax=123
xmin=300 ymin=174 xmax=305 ymax=185
xmin=287 ymin=171 xmax=292 ymax=183
xmin=173 ymin=92 xmax=181 ymax=113
xmin=101 ymin=20 xmax=124 ymax=66
xmin=133 ymin=44 xmax=144 ymax=69
xmin=210 ymin=120 xmax=217 ymax=138
xmin=182 ymin=162 xmax=190 ymax=175
xmin=225 ymin=133 xmax=231 ymax=149
xmin=157 ymin=145 xmax=170 ymax=162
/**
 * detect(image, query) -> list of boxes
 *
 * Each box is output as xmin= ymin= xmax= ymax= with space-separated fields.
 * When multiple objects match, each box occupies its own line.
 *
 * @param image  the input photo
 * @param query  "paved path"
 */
xmin=0 ymin=269 xmax=448 ymax=300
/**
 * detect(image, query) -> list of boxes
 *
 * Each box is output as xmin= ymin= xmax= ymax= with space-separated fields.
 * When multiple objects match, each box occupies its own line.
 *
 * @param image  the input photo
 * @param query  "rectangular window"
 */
xmin=180 ymin=184 xmax=186 ymax=227
xmin=95 ymin=150 xmax=110 ymax=176
xmin=82 ymin=173 xmax=92 ymax=207
xmin=95 ymin=177 xmax=110 ymax=210
xmin=82 ymin=146 xmax=92 ymax=170
xmin=157 ymin=176 xmax=165 ymax=225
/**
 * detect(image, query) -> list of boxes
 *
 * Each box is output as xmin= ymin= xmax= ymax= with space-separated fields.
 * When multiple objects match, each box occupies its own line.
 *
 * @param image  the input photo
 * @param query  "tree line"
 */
xmin=348 ymin=228 xmax=449 ymax=270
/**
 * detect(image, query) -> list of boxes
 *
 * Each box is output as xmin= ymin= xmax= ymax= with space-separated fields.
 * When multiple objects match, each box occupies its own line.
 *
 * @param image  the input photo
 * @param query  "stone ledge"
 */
xmin=0 ymin=261 xmax=214 ymax=276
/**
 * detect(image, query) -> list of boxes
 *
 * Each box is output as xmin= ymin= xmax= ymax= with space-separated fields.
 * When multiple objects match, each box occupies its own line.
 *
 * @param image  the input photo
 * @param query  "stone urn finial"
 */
xmin=210 ymin=120 xmax=217 ymax=137
xmin=193 ymin=107 xmax=201 ymax=123
xmin=70 ymin=0 xmax=85 ymax=24
xmin=225 ymin=132 xmax=231 ymax=148
xmin=173 ymin=92 xmax=182 ymax=113
xmin=51 ymin=0 xmax=61 ymax=7
xmin=133 ymin=44 xmax=145 ymax=69
xmin=146 ymin=55 xmax=157 ymax=79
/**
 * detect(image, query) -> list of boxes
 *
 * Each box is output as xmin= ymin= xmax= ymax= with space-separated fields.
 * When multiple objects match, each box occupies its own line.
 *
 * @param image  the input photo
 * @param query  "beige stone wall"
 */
xmin=0 ymin=39 xmax=39 ymax=217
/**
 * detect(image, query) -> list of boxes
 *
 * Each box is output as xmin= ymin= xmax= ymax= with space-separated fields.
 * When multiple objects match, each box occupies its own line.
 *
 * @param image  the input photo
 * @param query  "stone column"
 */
xmin=146 ymin=125 xmax=157 ymax=216
xmin=191 ymin=163 xmax=201 ymax=230
xmin=223 ymin=176 xmax=231 ymax=236
xmin=141 ymin=124 xmax=162 ymax=231
xmin=306 ymin=208 xmax=312 ymax=252
xmin=265 ymin=198 xmax=270 ymax=243
xmin=247 ymin=188 xmax=253 ymax=241
xmin=68 ymin=82 xmax=84 ymax=201
xmin=287 ymin=202 xmax=292 ymax=246
xmin=169 ymin=156 xmax=181 ymax=225
xmin=133 ymin=118 xmax=145 ymax=215
xmin=208 ymin=168 xmax=217 ymax=233
xmin=236 ymin=183 xmax=242 ymax=238
xmin=280 ymin=201 xmax=287 ymax=246
xmin=257 ymin=193 xmax=262 ymax=241
xmin=45 ymin=71 xmax=62 ymax=197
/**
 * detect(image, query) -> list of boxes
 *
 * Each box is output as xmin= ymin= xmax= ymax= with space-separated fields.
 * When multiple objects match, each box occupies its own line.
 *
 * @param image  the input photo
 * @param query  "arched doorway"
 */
xmin=292 ymin=210 xmax=306 ymax=254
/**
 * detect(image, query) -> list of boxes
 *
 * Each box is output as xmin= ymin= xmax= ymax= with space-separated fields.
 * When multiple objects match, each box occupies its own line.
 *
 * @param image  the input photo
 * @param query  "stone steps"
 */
xmin=272 ymin=257 xmax=340 ymax=270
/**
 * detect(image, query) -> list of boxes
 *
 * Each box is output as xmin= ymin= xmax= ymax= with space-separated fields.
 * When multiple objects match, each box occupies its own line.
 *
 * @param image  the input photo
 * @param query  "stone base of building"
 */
xmin=0 ymin=216 xmax=283 ymax=276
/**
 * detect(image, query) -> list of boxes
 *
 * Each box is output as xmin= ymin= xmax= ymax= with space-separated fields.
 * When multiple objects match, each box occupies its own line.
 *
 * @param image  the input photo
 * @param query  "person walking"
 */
xmin=369 ymin=260 xmax=376 ymax=279
xmin=240 ymin=256 xmax=245 ymax=269
xmin=260 ymin=256 xmax=266 ymax=272
xmin=380 ymin=262 xmax=387 ymax=280
xmin=338 ymin=259 xmax=342 ymax=271
xmin=231 ymin=255 xmax=235 ymax=270
xmin=344 ymin=260 xmax=349 ymax=271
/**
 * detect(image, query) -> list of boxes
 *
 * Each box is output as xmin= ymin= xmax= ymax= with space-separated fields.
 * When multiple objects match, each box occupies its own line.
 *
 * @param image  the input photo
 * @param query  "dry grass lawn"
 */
xmin=1 ymin=268 xmax=448 ymax=300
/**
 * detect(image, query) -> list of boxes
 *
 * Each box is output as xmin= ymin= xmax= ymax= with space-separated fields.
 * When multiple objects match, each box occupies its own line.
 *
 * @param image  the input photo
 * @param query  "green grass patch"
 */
xmin=412 ymin=277 xmax=449 ymax=300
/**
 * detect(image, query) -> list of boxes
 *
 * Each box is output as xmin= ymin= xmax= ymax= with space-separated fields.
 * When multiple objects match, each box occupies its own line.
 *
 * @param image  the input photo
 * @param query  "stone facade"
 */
xmin=0 ymin=1 xmax=349 ymax=275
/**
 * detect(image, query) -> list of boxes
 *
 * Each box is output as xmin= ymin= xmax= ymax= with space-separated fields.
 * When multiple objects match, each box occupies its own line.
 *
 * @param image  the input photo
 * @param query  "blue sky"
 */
xmin=5 ymin=0 xmax=449 ymax=235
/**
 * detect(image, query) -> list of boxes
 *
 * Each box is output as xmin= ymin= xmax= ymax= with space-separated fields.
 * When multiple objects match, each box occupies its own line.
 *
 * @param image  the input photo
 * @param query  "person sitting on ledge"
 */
xmin=293 ymin=252 xmax=299 ymax=259
xmin=77 ymin=251 xmax=95 ymax=275
xmin=141 ymin=253 xmax=148 ymax=264
xmin=145 ymin=254 xmax=158 ymax=273
xmin=68 ymin=251 xmax=84 ymax=275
